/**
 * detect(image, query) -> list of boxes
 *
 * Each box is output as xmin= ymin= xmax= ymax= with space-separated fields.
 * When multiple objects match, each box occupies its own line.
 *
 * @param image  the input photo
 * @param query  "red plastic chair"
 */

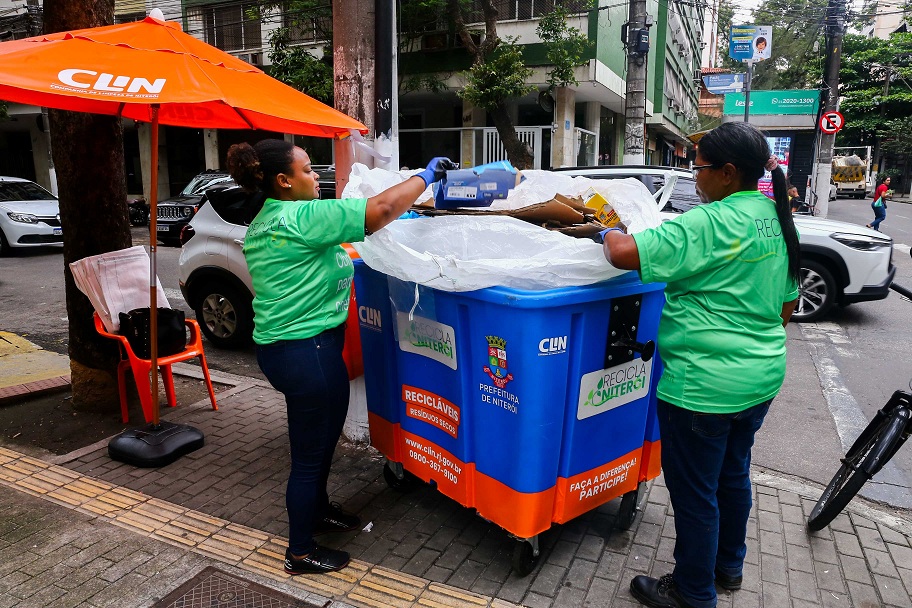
xmin=94 ymin=312 xmax=218 ymax=424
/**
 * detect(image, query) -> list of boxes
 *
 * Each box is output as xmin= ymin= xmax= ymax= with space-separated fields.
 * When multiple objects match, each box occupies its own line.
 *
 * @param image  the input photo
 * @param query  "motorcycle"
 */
xmin=128 ymin=197 xmax=149 ymax=226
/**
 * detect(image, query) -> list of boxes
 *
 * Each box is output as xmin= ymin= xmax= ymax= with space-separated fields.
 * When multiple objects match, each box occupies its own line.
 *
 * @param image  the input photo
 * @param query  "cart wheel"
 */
xmin=512 ymin=540 xmax=540 ymax=576
xmin=616 ymin=488 xmax=640 ymax=531
xmin=382 ymin=462 xmax=420 ymax=492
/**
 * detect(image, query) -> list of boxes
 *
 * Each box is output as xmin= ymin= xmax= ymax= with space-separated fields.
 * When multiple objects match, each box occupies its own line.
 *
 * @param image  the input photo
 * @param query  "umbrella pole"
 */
xmin=149 ymin=105 xmax=161 ymax=427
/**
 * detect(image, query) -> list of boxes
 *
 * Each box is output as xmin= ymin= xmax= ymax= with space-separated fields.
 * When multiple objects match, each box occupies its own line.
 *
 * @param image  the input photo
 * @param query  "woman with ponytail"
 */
xmin=602 ymin=122 xmax=799 ymax=608
xmin=227 ymin=139 xmax=456 ymax=577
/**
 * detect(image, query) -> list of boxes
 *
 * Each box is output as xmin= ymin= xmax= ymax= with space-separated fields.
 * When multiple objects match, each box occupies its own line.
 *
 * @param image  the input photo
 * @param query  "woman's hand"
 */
xmin=416 ymin=157 xmax=459 ymax=187
xmin=364 ymin=157 xmax=457 ymax=234
xmin=602 ymin=229 xmax=641 ymax=270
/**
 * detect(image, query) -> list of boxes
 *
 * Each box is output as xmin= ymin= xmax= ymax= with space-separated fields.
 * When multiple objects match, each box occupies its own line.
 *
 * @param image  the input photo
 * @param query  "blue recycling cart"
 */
xmin=353 ymin=260 xmax=665 ymax=575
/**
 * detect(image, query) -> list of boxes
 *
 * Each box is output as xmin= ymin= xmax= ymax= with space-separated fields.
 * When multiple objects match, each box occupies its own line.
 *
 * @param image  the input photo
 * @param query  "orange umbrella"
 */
xmin=0 ymin=14 xmax=367 ymax=428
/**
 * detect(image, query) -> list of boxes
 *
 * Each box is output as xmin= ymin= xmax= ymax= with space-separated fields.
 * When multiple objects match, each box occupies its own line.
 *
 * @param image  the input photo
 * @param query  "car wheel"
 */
xmin=0 ymin=228 xmax=11 ymax=256
xmin=193 ymin=282 xmax=253 ymax=348
xmin=793 ymin=260 xmax=837 ymax=323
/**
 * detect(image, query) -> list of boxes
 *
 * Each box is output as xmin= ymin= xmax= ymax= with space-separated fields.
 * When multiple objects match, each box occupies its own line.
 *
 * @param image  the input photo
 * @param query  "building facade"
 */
xmin=0 ymin=0 xmax=706 ymax=199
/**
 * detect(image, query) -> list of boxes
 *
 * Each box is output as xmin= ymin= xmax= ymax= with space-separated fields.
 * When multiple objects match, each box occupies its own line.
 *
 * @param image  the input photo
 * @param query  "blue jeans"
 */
xmin=256 ymin=324 xmax=349 ymax=555
xmin=658 ymin=398 xmax=771 ymax=608
xmin=871 ymin=202 xmax=886 ymax=230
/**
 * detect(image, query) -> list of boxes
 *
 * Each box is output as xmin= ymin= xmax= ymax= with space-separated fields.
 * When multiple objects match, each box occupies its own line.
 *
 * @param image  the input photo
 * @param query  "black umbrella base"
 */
xmin=108 ymin=420 xmax=204 ymax=467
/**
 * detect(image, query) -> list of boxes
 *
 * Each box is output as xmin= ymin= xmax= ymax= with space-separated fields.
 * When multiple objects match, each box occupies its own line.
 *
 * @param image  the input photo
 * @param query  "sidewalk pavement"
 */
xmin=2 ymin=335 xmax=912 ymax=607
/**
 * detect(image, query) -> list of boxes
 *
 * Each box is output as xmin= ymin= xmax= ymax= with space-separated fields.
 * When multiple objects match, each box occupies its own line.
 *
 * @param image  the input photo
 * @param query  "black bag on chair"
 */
xmin=118 ymin=307 xmax=187 ymax=359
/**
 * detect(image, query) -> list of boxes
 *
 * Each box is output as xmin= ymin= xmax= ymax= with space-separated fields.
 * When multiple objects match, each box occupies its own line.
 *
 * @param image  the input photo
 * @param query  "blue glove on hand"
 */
xmin=598 ymin=227 xmax=624 ymax=244
xmin=416 ymin=157 xmax=459 ymax=187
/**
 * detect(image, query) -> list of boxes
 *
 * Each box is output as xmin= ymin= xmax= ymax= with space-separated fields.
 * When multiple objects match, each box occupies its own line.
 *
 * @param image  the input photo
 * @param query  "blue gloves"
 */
xmin=598 ymin=227 xmax=625 ymax=243
xmin=416 ymin=157 xmax=459 ymax=187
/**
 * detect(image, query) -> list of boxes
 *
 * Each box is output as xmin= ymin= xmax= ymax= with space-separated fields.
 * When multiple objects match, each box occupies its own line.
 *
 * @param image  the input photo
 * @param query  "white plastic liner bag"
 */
xmin=347 ymin=165 xmax=663 ymax=292
xmin=69 ymin=245 xmax=170 ymax=332
xmin=353 ymin=215 xmax=630 ymax=292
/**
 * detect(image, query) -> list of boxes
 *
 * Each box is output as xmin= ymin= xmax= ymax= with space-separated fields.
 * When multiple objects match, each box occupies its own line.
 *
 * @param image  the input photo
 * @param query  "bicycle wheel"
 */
xmin=808 ymin=414 xmax=907 ymax=531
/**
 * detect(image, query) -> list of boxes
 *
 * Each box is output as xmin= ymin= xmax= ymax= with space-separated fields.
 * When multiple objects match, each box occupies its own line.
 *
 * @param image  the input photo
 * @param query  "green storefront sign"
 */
xmin=724 ymin=90 xmax=820 ymax=115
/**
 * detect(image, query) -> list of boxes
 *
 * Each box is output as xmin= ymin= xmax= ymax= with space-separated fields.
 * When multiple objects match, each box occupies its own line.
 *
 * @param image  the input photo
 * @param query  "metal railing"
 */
xmin=399 ymin=125 xmax=597 ymax=169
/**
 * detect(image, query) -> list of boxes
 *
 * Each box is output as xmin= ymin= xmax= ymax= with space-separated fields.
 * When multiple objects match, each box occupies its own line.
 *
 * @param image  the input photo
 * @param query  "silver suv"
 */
xmin=557 ymin=166 xmax=896 ymax=322
xmin=177 ymin=185 xmax=262 ymax=347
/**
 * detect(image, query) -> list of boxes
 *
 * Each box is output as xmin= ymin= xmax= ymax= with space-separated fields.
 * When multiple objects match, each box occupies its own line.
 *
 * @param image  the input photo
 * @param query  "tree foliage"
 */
xmin=459 ymin=37 xmax=534 ymax=110
xmin=877 ymin=116 xmax=912 ymax=155
xmin=837 ymin=32 xmax=912 ymax=147
xmin=749 ymin=0 xmax=827 ymax=90
xmin=536 ymin=4 xmax=592 ymax=89
xmin=267 ymin=27 xmax=334 ymax=104
xmin=255 ymin=1 xmax=334 ymax=101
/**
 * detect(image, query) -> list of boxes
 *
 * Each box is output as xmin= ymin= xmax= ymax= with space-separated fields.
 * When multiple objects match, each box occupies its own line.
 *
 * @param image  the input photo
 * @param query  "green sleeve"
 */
xmin=295 ymin=198 xmax=368 ymax=248
xmin=784 ymin=274 xmax=799 ymax=302
xmin=632 ymin=208 xmax=718 ymax=284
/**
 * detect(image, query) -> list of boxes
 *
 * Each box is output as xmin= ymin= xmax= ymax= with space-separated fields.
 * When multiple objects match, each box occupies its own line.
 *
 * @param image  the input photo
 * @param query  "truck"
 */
xmin=831 ymin=146 xmax=872 ymax=199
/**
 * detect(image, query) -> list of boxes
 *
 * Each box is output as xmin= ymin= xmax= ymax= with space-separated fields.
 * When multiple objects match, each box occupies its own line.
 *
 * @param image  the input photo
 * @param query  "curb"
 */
xmin=0 ymin=375 xmax=70 ymax=405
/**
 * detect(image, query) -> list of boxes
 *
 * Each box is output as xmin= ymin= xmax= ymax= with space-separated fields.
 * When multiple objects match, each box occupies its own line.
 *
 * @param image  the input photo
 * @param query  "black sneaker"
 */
xmin=313 ymin=502 xmax=361 ymax=536
xmin=629 ymin=574 xmax=697 ymax=608
xmin=284 ymin=546 xmax=350 ymax=574
xmin=714 ymin=567 xmax=742 ymax=591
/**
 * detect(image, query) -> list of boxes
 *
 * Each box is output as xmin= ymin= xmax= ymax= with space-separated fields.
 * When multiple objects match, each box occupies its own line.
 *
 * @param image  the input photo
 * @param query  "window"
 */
xmin=0 ymin=181 xmax=56 ymax=203
xmin=188 ymin=3 xmax=262 ymax=52
xmin=115 ymin=12 xmax=147 ymax=24
xmin=282 ymin=2 xmax=331 ymax=44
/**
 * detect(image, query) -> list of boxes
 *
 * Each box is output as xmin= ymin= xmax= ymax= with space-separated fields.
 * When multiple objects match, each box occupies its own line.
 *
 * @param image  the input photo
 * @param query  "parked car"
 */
xmin=176 ymin=164 xmax=357 ymax=347
xmin=0 ymin=176 xmax=62 ymax=255
xmin=556 ymin=166 xmax=896 ymax=322
xmin=156 ymin=170 xmax=233 ymax=246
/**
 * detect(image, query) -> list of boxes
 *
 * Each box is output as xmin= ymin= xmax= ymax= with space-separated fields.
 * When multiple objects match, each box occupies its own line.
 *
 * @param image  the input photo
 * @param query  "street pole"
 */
xmin=622 ymin=0 xmax=648 ymax=165
xmin=374 ymin=0 xmax=398 ymax=170
xmin=743 ymin=61 xmax=753 ymax=123
xmin=811 ymin=0 xmax=846 ymax=218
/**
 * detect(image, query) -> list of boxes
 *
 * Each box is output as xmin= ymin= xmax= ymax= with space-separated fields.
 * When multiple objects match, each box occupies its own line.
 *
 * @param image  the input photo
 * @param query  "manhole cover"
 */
xmin=152 ymin=566 xmax=325 ymax=607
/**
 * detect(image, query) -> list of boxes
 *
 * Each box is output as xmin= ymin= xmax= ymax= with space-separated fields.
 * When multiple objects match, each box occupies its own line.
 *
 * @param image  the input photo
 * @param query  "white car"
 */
xmin=0 ymin=176 xmax=63 ymax=255
xmin=557 ymin=166 xmax=896 ymax=322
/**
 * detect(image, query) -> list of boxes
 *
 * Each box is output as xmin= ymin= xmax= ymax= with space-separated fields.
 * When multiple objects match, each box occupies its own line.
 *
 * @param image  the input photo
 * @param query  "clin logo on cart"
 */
xmin=483 ymin=335 xmax=514 ymax=388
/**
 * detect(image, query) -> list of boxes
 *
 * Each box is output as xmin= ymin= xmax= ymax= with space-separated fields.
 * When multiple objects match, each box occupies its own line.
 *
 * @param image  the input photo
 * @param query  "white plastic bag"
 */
xmin=352 ymin=215 xmax=630 ymax=291
xmin=69 ymin=246 xmax=170 ymax=332
xmin=345 ymin=166 xmax=662 ymax=291
xmin=341 ymin=162 xmax=433 ymax=200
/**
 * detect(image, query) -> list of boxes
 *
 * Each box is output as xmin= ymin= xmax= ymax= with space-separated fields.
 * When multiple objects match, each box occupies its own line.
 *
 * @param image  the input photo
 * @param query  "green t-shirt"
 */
xmin=632 ymin=190 xmax=799 ymax=413
xmin=242 ymin=197 xmax=368 ymax=345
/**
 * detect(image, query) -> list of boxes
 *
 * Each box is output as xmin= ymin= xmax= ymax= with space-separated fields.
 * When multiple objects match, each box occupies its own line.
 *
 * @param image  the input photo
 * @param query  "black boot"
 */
xmin=630 ymin=574 xmax=697 ymax=608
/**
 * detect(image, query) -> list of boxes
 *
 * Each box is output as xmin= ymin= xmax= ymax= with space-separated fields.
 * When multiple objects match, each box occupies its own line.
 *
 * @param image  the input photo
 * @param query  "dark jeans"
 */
xmin=871 ymin=202 xmax=887 ymax=230
xmin=658 ymin=398 xmax=771 ymax=608
xmin=256 ymin=324 xmax=349 ymax=555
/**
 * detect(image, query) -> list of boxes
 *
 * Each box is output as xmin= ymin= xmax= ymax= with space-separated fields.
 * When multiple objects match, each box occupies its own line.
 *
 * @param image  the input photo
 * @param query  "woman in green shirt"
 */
xmin=227 ymin=140 xmax=456 ymax=576
xmin=602 ymin=123 xmax=799 ymax=608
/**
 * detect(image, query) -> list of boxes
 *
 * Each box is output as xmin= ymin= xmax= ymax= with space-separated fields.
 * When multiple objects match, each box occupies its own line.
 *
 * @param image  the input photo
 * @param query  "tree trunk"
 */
xmin=44 ymin=0 xmax=131 ymax=412
xmin=489 ymin=102 xmax=533 ymax=170
xmin=333 ymin=0 xmax=375 ymax=174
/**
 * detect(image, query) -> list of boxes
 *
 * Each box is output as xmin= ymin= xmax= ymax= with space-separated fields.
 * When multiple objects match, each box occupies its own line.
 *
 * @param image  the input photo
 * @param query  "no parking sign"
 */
xmin=819 ymin=111 xmax=845 ymax=134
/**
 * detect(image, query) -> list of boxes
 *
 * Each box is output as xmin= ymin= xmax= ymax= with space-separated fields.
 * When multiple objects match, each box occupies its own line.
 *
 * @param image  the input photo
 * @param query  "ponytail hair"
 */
xmin=769 ymin=164 xmax=800 ymax=283
xmin=226 ymin=139 xmax=295 ymax=198
xmin=697 ymin=122 xmax=800 ymax=283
